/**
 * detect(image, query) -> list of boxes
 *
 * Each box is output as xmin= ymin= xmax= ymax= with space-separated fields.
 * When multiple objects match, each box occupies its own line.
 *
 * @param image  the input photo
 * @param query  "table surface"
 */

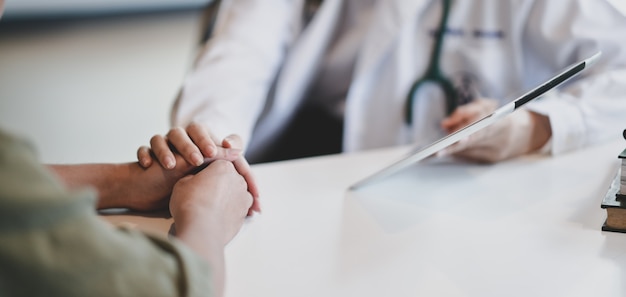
xmin=103 ymin=140 xmax=626 ymax=297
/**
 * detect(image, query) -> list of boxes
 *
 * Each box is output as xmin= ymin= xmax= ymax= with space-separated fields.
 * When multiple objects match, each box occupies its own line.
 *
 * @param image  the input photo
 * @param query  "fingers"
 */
xmin=170 ymin=160 xmax=253 ymax=248
xmin=167 ymin=127 xmax=205 ymax=167
xmin=196 ymin=160 xmax=254 ymax=217
xmin=186 ymin=122 xmax=220 ymax=159
xmin=202 ymin=148 xmax=243 ymax=164
xmin=137 ymin=146 xmax=153 ymax=168
xmin=441 ymin=107 xmax=474 ymax=133
xmin=223 ymin=134 xmax=244 ymax=149
xmin=203 ymin=133 xmax=243 ymax=163
xmin=223 ymin=135 xmax=258 ymax=196
xmin=441 ymin=98 xmax=498 ymax=133
xmin=448 ymin=145 xmax=502 ymax=163
xmin=438 ymin=98 xmax=502 ymax=162
xmin=436 ymin=137 xmax=470 ymax=157
xmin=150 ymin=134 xmax=177 ymax=169
xmin=223 ymin=134 xmax=261 ymax=215
xmin=438 ymin=117 xmax=510 ymax=163
xmin=437 ymin=124 xmax=491 ymax=158
xmin=166 ymin=123 xmax=243 ymax=168
xmin=438 ymin=141 xmax=493 ymax=163
xmin=147 ymin=123 xmax=243 ymax=170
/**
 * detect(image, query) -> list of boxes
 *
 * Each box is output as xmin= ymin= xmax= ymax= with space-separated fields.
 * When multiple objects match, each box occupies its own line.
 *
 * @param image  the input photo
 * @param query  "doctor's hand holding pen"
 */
xmin=438 ymin=98 xmax=553 ymax=163
xmin=137 ymin=125 xmax=261 ymax=216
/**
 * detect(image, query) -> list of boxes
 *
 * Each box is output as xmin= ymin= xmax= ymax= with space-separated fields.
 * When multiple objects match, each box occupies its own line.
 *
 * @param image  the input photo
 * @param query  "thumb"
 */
xmin=437 ymin=136 xmax=472 ymax=157
xmin=223 ymin=134 xmax=244 ymax=150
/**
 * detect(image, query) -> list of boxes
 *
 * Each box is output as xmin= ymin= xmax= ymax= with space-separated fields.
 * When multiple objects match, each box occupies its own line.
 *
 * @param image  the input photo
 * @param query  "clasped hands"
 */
xmin=132 ymin=122 xmax=261 ymax=217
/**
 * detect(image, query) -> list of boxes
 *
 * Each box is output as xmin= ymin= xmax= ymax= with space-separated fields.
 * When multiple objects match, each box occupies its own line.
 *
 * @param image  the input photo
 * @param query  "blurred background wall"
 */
xmin=0 ymin=0 xmax=217 ymax=164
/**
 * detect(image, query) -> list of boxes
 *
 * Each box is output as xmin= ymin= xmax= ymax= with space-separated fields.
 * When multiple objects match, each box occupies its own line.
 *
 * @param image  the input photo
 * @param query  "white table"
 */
xmin=104 ymin=140 xmax=626 ymax=297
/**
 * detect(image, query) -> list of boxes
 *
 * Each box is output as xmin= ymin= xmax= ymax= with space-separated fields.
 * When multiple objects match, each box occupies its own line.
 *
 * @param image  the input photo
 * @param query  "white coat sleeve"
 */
xmin=172 ymin=0 xmax=302 ymax=149
xmin=523 ymin=0 xmax=626 ymax=155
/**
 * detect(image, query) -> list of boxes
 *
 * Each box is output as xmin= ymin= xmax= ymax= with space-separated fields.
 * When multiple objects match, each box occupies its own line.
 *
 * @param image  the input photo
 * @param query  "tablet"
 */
xmin=349 ymin=51 xmax=602 ymax=190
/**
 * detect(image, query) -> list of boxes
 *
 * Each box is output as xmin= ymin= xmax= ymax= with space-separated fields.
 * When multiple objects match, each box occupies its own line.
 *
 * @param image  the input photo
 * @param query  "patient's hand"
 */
xmin=48 ymin=153 xmax=239 ymax=212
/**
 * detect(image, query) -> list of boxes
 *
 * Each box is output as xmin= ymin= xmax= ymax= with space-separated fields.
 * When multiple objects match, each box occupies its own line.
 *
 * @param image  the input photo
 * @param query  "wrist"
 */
xmin=528 ymin=111 xmax=552 ymax=153
xmin=175 ymin=221 xmax=226 ymax=297
xmin=174 ymin=214 xmax=227 ymax=257
xmin=48 ymin=163 xmax=132 ymax=209
xmin=95 ymin=163 xmax=134 ymax=209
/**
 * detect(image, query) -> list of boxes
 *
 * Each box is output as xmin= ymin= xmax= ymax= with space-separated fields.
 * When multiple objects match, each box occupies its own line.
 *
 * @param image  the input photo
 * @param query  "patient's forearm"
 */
xmin=47 ymin=163 xmax=135 ymax=209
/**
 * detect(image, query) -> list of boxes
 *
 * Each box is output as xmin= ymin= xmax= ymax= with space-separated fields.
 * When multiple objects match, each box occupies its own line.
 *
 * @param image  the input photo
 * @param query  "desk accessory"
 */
xmin=619 ymin=128 xmax=626 ymax=199
xmin=601 ymin=129 xmax=626 ymax=233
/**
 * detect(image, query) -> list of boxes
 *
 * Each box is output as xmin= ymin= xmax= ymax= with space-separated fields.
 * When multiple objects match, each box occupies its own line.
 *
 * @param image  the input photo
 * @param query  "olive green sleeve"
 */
xmin=0 ymin=129 xmax=213 ymax=297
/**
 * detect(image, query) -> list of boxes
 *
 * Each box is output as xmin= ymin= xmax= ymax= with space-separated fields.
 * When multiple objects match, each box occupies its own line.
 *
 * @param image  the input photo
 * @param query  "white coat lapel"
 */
xmin=273 ymin=0 xmax=342 ymax=112
xmin=247 ymin=0 xmax=342 ymax=159
xmin=354 ymin=0 xmax=431 ymax=76
xmin=344 ymin=0 xmax=432 ymax=152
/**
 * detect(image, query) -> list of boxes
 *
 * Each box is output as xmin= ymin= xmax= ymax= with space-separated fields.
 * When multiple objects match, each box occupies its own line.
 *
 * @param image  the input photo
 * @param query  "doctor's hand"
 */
xmin=138 ymin=122 xmax=228 ymax=169
xmin=439 ymin=98 xmax=552 ymax=163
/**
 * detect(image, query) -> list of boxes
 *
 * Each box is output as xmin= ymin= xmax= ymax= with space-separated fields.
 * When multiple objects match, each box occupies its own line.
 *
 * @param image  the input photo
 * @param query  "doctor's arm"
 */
xmin=172 ymin=0 xmax=299 ymax=154
xmin=514 ymin=0 xmax=626 ymax=156
xmin=442 ymin=0 xmax=626 ymax=162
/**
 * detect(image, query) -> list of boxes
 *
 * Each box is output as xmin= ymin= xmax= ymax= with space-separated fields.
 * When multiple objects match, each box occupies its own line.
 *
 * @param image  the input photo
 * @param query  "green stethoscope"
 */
xmin=405 ymin=0 xmax=457 ymax=124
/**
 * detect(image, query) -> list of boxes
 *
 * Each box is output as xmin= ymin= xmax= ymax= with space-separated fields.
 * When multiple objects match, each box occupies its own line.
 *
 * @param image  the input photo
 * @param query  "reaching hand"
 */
xmin=137 ymin=122 xmax=231 ymax=169
xmin=439 ymin=98 xmax=552 ymax=163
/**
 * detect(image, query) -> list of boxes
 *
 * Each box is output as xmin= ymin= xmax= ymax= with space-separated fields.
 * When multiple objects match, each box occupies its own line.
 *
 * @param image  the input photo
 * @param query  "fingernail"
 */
xmin=227 ymin=148 xmax=242 ymax=158
xmin=164 ymin=156 xmax=175 ymax=169
xmin=191 ymin=152 xmax=204 ymax=166
xmin=223 ymin=136 xmax=234 ymax=147
xmin=205 ymin=145 xmax=215 ymax=158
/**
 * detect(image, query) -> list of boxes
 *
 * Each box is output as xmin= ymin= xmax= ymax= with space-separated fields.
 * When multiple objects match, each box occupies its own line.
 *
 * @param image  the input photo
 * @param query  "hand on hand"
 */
xmin=121 ymin=154 xmax=202 ymax=211
xmin=137 ymin=122 xmax=235 ymax=169
xmin=136 ymin=123 xmax=260 ymax=214
xmin=439 ymin=98 xmax=551 ymax=163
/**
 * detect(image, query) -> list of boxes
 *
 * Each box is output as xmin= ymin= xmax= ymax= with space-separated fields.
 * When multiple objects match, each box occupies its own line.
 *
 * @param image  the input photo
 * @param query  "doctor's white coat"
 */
xmin=173 ymin=0 xmax=626 ymax=162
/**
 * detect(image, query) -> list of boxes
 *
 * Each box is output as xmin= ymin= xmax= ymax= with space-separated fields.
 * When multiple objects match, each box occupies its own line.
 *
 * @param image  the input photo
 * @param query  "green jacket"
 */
xmin=0 ymin=130 xmax=213 ymax=297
